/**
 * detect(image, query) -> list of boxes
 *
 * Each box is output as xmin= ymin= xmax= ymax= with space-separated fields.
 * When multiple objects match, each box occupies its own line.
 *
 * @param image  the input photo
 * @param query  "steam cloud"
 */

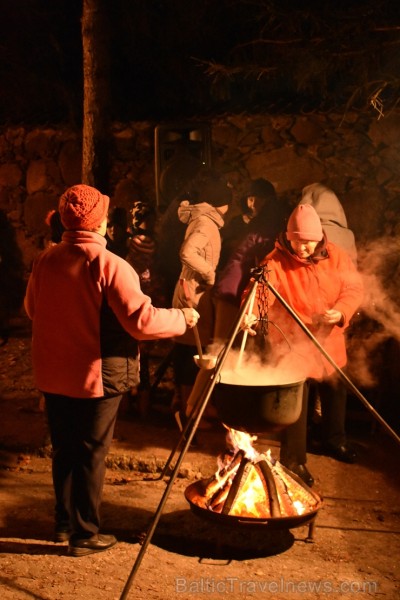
xmin=358 ymin=236 xmax=400 ymax=340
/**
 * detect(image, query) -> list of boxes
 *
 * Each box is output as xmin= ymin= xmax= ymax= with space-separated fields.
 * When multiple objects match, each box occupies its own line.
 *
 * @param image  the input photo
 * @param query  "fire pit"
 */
xmin=185 ymin=429 xmax=322 ymax=539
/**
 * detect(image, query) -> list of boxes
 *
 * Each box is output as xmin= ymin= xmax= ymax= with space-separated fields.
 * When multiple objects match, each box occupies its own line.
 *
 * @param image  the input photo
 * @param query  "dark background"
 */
xmin=1 ymin=0 xmax=399 ymax=125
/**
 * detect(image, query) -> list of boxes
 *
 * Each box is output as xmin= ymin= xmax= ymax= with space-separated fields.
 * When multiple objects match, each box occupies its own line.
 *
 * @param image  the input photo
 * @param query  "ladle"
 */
xmin=180 ymin=277 xmax=203 ymax=359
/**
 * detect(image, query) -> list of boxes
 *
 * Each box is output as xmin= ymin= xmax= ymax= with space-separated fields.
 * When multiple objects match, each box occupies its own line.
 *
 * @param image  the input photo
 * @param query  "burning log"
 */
xmin=268 ymin=463 xmax=300 ymax=517
xmin=255 ymin=458 xmax=281 ymax=518
xmin=273 ymin=462 xmax=319 ymax=513
xmin=221 ymin=456 xmax=251 ymax=515
xmin=202 ymin=450 xmax=245 ymax=500
xmin=208 ymin=481 xmax=231 ymax=513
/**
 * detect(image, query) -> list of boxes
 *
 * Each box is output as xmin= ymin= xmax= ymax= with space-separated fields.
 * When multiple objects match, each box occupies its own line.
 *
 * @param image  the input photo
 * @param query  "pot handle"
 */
xmin=237 ymin=519 xmax=269 ymax=525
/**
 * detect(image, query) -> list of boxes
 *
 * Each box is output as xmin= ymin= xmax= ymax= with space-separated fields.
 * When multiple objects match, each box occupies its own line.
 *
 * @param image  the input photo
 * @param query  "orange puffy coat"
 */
xmin=243 ymin=234 xmax=364 ymax=380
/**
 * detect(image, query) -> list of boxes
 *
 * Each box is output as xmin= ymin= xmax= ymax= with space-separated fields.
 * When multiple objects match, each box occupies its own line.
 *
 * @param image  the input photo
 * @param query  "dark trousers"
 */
xmin=280 ymin=376 xmax=348 ymax=465
xmin=280 ymin=381 xmax=309 ymax=466
xmin=318 ymin=377 xmax=347 ymax=447
xmin=172 ymin=342 xmax=199 ymax=386
xmin=44 ymin=393 xmax=122 ymax=538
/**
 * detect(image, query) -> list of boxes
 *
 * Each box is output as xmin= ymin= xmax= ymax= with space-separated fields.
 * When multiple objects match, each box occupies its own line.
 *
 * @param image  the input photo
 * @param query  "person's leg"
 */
xmin=280 ymin=381 xmax=309 ymax=466
xmin=279 ymin=381 xmax=314 ymax=486
xmin=213 ymin=298 xmax=240 ymax=346
xmin=70 ymin=395 xmax=122 ymax=538
xmin=319 ymin=378 xmax=347 ymax=447
xmin=171 ymin=342 xmax=198 ymax=413
xmin=44 ymin=393 xmax=74 ymax=538
xmin=137 ymin=342 xmax=151 ymax=418
xmin=319 ymin=377 xmax=356 ymax=463
xmin=185 ymin=367 xmax=215 ymax=419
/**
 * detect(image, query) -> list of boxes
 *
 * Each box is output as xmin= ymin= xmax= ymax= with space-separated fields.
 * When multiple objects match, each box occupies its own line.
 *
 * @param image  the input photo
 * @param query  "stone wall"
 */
xmin=1 ymin=110 xmax=400 ymax=271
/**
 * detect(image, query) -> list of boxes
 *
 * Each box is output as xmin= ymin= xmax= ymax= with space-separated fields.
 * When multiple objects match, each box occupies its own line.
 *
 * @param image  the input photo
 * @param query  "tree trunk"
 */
xmin=81 ymin=0 xmax=111 ymax=193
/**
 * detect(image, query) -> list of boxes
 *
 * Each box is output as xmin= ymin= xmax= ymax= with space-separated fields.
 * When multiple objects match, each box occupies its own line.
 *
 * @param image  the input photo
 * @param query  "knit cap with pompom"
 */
xmin=286 ymin=203 xmax=323 ymax=242
xmin=59 ymin=184 xmax=109 ymax=231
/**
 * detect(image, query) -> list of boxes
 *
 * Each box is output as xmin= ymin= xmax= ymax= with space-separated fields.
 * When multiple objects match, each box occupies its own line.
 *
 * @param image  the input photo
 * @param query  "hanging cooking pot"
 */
xmin=212 ymin=369 xmax=305 ymax=434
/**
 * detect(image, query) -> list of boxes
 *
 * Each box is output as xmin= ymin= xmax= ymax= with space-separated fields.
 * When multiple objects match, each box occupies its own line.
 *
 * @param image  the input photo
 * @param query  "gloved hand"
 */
xmin=241 ymin=313 xmax=258 ymax=336
xmin=130 ymin=234 xmax=155 ymax=255
xmin=181 ymin=307 xmax=200 ymax=329
xmin=318 ymin=309 xmax=344 ymax=326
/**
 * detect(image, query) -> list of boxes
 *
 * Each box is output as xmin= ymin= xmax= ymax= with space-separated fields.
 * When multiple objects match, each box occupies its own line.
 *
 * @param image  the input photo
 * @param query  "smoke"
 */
xmin=343 ymin=235 xmax=400 ymax=389
xmin=357 ymin=236 xmax=400 ymax=340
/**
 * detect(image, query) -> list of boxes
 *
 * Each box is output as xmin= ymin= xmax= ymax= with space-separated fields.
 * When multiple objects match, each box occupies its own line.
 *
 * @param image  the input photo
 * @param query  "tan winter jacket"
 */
xmin=172 ymin=201 xmax=225 ymax=346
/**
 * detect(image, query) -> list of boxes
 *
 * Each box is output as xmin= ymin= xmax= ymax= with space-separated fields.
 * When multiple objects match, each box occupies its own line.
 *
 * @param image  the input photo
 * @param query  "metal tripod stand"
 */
xmin=118 ymin=274 xmax=260 ymax=600
xmin=119 ymin=266 xmax=400 ymax=599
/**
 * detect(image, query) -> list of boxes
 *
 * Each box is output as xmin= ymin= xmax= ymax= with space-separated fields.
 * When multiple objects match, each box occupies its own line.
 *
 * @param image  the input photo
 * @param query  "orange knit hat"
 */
xmin=286 ymin=203 xmax=323 ymax=242
xmin=59 ymin=184 xmax=109 ymax=231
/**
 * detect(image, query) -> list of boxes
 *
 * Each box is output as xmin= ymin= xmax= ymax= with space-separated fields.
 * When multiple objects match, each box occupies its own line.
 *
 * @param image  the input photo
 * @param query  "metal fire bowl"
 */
xmin=184 ymin=468 xmax=322 ymax=530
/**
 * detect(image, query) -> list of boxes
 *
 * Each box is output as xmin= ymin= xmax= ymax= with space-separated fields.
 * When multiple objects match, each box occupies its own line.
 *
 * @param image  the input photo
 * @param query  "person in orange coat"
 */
xmin=242 ymin=203 xmax=364 ymax=485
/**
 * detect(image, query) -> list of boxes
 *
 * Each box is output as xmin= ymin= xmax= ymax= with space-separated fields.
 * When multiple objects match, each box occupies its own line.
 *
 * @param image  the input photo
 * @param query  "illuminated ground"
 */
xmin=0 ymin=321 xmax=399 ymax=600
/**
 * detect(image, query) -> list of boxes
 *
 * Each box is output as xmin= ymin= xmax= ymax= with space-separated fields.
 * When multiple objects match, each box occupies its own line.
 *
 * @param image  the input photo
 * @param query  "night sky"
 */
xmin=0 ymin=0 xmax=398 ymax=125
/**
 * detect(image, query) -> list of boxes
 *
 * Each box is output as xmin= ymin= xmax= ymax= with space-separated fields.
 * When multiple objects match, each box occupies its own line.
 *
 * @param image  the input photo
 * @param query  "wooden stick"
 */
xmin=236 ymin=283 xmax=257 ymax=369
xmin=180 ymin=277 xmax=203 ymax=359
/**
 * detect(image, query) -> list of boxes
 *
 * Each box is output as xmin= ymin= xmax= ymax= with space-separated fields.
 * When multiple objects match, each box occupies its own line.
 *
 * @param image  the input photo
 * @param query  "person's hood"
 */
xmin=177 ymin=200 xmax=226 ymax=228
xmin=300 ymin=183 xmax=358 ymax=265
xmin=300 ymin=183 xmax=348 ymax=228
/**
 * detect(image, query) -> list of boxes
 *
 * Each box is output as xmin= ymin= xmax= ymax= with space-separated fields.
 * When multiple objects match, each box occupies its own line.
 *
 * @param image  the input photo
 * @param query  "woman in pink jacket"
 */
xmin=242 ymin=203 xmax=364 ymax=486
xmin=24 ymin=184 xmax=199 ymax=557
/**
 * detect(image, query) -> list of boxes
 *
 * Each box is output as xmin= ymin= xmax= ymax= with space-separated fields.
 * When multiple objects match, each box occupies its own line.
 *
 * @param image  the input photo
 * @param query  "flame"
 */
xmin=224 ymin=425 xmax=259 ymax=460
xmin=206 ymin=426 xmax=317 ymax=519
xmin=229 ymin=465 xmax=270 ymax=518
xmin=292 ymin=500 xmax=306 ymax=515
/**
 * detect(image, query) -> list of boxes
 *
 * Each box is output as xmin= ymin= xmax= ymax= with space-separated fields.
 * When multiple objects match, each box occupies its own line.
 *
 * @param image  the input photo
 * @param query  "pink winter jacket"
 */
xmin=24 ymin=230 xmax=187 ymax=398
xmin=244 ymin=235 xmax=364 ymax=379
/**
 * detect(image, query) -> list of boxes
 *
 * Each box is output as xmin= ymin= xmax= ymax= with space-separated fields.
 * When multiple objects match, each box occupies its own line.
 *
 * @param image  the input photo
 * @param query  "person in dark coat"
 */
xmin=218 ymin=178 xmax=281 ymax=272
xmin=213 ymin=179 xmax=288 ymax=345
xmin=183 ymin=179 xmax=287 ymax=432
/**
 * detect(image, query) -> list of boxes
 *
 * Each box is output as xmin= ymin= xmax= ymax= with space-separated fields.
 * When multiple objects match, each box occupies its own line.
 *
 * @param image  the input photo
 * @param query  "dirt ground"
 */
xmin=0 ymin=318 xmax=400 ymax=600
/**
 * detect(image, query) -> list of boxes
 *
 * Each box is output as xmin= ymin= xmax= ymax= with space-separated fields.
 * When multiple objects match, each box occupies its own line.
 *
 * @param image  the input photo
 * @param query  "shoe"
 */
xmin=324 ymin=443 xmax=357 ymax=464
xmin=283 ymin=463 xmax=315 ymax=488
xmin=68 ymin=534 xmax=117 ymax=557
xmin=54 ymin=524 xmax=71 ymax=543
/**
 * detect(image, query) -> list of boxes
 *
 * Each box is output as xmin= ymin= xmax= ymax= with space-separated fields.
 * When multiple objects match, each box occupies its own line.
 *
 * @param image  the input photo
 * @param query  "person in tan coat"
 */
xmin=171 ymin=170 xmax=232 ymax=425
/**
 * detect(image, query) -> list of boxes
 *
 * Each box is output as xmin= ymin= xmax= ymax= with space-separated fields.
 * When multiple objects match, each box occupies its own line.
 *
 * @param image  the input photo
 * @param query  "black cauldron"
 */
xmin=212 ymin=371 xmax=305 ymax=434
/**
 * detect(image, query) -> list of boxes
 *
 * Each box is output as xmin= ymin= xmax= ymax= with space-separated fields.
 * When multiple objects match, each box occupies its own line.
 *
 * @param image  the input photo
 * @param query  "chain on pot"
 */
xmin=251 ymin=264 xmax=294 ymax=354
xmin=250 ymin=264 xmax=271 ymax=340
